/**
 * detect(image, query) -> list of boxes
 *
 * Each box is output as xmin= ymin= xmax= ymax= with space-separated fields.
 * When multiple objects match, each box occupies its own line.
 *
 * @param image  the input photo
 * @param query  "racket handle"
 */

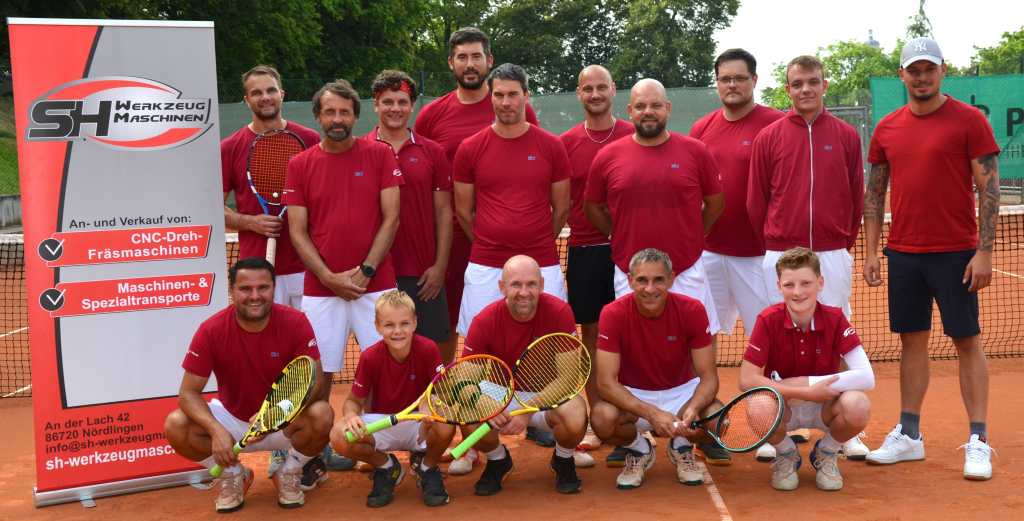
xmin=265 ymin=237 xmax=277 ymax=265
xmin=208 ymin=442 xmax=244 ymax=478
xmin=345 ymin=415 xmax=397 ymax=443
xmin=451 ymin=422 xmax=493 ymax=459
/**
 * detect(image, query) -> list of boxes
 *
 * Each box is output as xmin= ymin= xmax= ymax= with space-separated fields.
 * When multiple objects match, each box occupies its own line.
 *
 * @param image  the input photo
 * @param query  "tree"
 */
xmin=973 ymin=26 xmax=1024 ymax=75
xmin=760 ymin=41 xmax=900 ymax=109
xmin=905 ymin=0 xmax=933 ymax=39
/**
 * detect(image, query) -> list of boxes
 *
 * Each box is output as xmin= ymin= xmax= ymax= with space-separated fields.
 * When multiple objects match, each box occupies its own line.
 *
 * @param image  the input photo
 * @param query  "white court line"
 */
xmin=0 ymin=326 xmax=28 ymax=339
xmin=2 ymin=384 xmax=32 ymax=398
xmin=994 ymin=269 xmax=1024 ymax=280
xmin=698 ymin=461 xmax=734 ymax=521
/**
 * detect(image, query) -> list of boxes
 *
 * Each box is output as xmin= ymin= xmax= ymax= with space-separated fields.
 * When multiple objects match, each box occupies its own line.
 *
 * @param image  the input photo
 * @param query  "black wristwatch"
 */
xmin=360 ymin=264 xmax=376 ymax=278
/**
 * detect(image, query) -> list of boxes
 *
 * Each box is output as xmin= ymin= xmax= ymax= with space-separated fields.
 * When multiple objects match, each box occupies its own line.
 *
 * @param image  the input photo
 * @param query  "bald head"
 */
xmin=578 ymin=65 xmax=613 ymax=86
xmin=576 ymin=65 xmax=616 ymax=118
xmin=628 ymin=78 xmax=671 ymax=141
xmin=502 ymin=255 xmax=541 ymax=281
xmin=499 ymin=255 xmax=544 ymax=322
xmin=630 ymin=78 xmax=667 ymax=103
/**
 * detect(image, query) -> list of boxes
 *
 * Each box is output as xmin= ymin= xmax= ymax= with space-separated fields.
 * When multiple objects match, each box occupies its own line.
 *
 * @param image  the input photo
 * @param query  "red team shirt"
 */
xmin=597 ymin=293 xmax=712 ymax=391
xmin=221 ymin=122 xmax=321 ymax=275
xmin=689 ymin=105 xmax=784 ymax=257
xmin=585 ymin=134 xmax=722 ymax=273
xmin=744 ymin=302 xmax=861 ymax=378
xmin=413 ymin=91 xmax=540 ymax=162
xmin=182 ymin=304 xmax=320 ymax=420
xmin=364 ymin=129 xmax=453 ymax=277
xmin=561 ymin=119 xmax=635 ymax=247
xmin=868 ymin=96 xmax=1000 ymax=253
xmin=283 ymin=140 xmax=404 ymax=296
xmin=463 ymin=293 xmax=576 ymax=369
xmin=351 ymin=334 xmax=443 ymax=414
xmin=452 ymin=125 xmax=571 ymax=268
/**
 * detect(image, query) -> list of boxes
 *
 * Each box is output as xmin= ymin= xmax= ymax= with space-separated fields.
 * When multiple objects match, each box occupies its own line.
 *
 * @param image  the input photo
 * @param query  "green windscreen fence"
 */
xmin=870 ymin=75 xmax=1024 ymax=178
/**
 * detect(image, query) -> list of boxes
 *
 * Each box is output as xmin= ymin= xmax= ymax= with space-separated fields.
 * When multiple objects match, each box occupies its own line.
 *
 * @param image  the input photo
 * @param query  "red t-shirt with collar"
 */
xmin=363 ymin=129 xmax=453 ymax=277
xmin=585 ymin=133 xmax=722 ymax=273
xmin=868 ymin=96 xmax=1000 ymax=253
xmin=463 ymin=293 xmax=576 ymax=369
xmin=561 ymin=119 xmax=634 ymax=247
xmin=689 ymin=105 xmax=784 ymax=257
xmin=596 ymin=293 xmax=712 ymax=391
xmin=283 ymin=139 xmax=403 ymax=295
xmin=221 ymin=122 xmax=321 ymax=275
xmin=743 ymin=302 xmax=861 ymax=378
xmin=351 ymin=334 xmax=442 ymax=414
xmin=452 ymin=125 xmax=571 ymax=268
xmin=182 ymin=304 xmax=320 ymax=420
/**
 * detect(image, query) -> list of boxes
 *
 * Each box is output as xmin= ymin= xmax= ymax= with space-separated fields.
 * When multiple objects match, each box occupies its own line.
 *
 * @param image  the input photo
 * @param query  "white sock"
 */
xmin=419 ymin=461 xmax=433 ymax=472
xmin=671 ymin=437 xmax=692 ymax=451
xmin=280 ymin=448 xmax=313 ymax=474
xmin=774 ymin=436 xmax=796 ymax=454
xmin=379 ymin=454 xmax=395 ymax=469
xmin=200 ymin=455 xmax=217 ymax=470
xmin=819 ymin=432 xmax=841 ymax=453
xmin=486 ymin=445 xmax=507 ymax=461
xmin=624 ymin=432 xmax=650 ymax=454
xmin=554 ymin=444 xmax=574 ymax=458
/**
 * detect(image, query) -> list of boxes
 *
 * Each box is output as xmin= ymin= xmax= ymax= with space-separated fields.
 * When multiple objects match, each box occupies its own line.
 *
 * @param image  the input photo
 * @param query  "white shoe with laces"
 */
xmin=755 ymin=443 xmax=776 ymax=462
xmin=448 ymin=448 xmax=478 ymax=476
xmin=771 ymin=449 xmax=801 ymax=491
xmin=866 ymin=424 xmax=925 ymax=465
xmin=573 ymin=449 xmax=596 ymax=468
xmin=841 ymin=432 xmax=870 ymax=461
xmin=615 ymin=443 xmax=655 ymax=489
xmin=960 ymin=434 xmax=994 ymax=481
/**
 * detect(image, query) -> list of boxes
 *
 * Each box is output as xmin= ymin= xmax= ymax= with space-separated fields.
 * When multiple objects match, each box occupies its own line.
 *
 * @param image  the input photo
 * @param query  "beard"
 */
xmin=323 ymin=123 xmax=352 ymax=142
xmin=909 ymin=88 xmax=937 ymax=101
xmin=584 ymin=100 xmax=611 ymax=117
xmin=634 ymin=118 xmax=666 ymax=138
xmin=455 ymin=67 xmax=487 ymax=90
xmin=721 ymin=93 xmax=753 ymax=110
xmin=252 ymin=104 xmax=280 ymax=121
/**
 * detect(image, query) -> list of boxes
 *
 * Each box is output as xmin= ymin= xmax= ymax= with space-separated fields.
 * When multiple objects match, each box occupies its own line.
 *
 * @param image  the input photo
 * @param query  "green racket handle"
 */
xmin=451 ymin=422 xmax=493 ymax=459
xmin=208 ymin=442 xmax=244 ymax=477
xmin=344 ymin=415 xmax=397 ymax=443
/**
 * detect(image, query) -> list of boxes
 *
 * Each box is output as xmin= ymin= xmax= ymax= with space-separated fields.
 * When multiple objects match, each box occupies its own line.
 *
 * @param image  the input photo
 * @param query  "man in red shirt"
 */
xmin=414 ymin=27 xmax=539 ymax=366
xmin=285 ymin=79 xmax=402 ymax=396
xmin=561 ymin=65 xmax=634 ymax=455
xmin=453 ymin=63 xmax=571 ymax=342
xmin=364 ymin=70 xmax=453 ymax=346
xmin=164 ymin=258 xmax=333 ymax=513
xmin=863 ymin=38 xmax=1000 ymax=480
xmin=584 ymin=78 xmax=724 ymax=335
xmin=331 ymin=290 xmax=454 ymax=507
xmin=461 ymin=255 xmax=589 ymax=495
xmin=591 ymin=248 xmax=723 ymax=489
xmin=740 ymin=248 xmax=873 ymax=492
xmin=747 ymin=55 xmax=864 ymax=317
xmin=221 ymin=65 xmax=320 ymax=308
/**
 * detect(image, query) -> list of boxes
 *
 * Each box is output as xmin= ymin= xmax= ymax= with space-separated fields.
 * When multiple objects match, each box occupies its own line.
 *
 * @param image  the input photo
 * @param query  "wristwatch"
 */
xmin=360 ymin=264 xmax=376 ymax=278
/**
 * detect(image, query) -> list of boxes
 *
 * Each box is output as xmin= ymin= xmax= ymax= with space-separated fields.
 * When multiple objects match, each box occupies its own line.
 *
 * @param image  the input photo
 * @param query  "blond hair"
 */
xmin=775 ymin=247 xmax=821 ymax=277
xmin=374 ymin=290 xmax=416 ymax=322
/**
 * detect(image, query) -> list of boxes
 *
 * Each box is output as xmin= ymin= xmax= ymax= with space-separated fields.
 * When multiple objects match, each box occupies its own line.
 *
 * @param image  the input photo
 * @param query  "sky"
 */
xmin=714 ymin=0 xmax=1023 ymax=96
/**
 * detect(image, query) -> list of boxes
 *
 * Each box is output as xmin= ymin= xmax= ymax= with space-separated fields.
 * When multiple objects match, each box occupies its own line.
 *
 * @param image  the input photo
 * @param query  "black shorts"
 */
xmin=396 ymin=276 xmax=451 ymax=342
xmin=885 ymin=248 xmax=980 ymax=338
xmin=566 ymin=244 xmax=616 ymax=324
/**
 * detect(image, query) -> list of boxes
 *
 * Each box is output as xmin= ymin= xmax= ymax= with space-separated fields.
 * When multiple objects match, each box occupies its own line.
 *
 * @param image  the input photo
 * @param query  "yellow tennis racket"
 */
xmin=210 ymin=355 xmax=317 ymax=477
xmin=451 ymin=332 xmax=591 ymax=458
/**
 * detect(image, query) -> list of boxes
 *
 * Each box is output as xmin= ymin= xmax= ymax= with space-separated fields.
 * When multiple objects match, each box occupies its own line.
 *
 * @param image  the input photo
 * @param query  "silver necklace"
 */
xmin=584 ymin=117 xmax=617 ymax=144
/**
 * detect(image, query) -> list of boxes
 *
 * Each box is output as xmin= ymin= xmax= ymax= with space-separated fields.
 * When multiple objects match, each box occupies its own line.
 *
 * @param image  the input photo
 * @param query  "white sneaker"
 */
xmin=960 ymin=434 xmax=994 ymax=481
xmin=841 ymin=432 xmax=870 ymax=461
xmin=755 ymin=443 xmax=776 ymax=462
xmin=642 ymin=430 xmax=658 ymax=447
xmin=215 ymin=466 xmax=254 ymax=513
xmin=448 ymin=448 xmax=478 ymax=476
xmin=615 ymin=444 xmax=655 ymax=489
xmin=573 ymin=450 xmax=595 ymax=468
xmin=771 ymin=449 xmax=801 ymax=491
xmin=579 ymin=427 xmax=602 ymax=451
xmin=810 ymin=441 xmax=843 ymax=491
xmin=866 ymin=425 xmax=925 ymax=465
xmin=667 ymin=445 xmax=703 ymax=485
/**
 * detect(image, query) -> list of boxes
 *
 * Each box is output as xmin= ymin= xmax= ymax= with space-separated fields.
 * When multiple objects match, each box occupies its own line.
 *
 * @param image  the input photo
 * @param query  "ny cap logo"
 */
xmin=913 ymin=41 xmax=929 ymax=52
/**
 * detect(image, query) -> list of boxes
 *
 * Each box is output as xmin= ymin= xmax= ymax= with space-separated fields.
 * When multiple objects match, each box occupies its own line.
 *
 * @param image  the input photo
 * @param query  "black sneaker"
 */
xmin=367 ymin=454 xmax=406 ymax=508
xmin=415 ymin=464 xmax=450 ymax=507
xmin=526 ymin=426 xmax=556 ymax=447
xmin=697 ymin=442 xmax=733 ymax=467
xmin=474 ymin=446 xmax=514 ymax=496
xmin=606 ymin=446 xmax=627 ymax=468
xmin=299 ymin=455 xmax=328 ymax=491
xmin=550 ymin=453 xmax=582 ymax=494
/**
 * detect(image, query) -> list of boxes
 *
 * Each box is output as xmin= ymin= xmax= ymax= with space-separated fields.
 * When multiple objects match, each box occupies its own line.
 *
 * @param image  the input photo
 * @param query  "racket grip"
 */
xmin=265 ymin=237 xmax=277 ymax=265
xmin=345 ymin=415 xmax=397 ymax=442
xmin=208 ymin=442 xmax=244 ymax=478
xmin=451 ymin=423 xmax=493 ymax=459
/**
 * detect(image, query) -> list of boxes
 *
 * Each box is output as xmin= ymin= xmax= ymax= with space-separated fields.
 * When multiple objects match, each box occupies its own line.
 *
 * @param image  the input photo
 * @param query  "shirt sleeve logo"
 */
xmin=748 ymin=343 xmax=762 ymax=352
xmin=392 ymin=168 xmax=402 ymax=176
xmin=843 ymin=327 xmax=855 ymax=338
xmin=308 ymin=339 xmax=317 ymax=348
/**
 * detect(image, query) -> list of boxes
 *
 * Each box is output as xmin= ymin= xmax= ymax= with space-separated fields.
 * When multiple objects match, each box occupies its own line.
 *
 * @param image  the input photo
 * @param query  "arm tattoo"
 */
xmin=977 ymin=154 xmax=999 ymax=252
xmin=863 ymin=163 xmax=890 ymax=221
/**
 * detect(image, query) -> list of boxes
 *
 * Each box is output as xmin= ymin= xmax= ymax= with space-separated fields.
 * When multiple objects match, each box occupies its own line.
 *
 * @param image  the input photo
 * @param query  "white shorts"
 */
xmin=624 ymin=377 xmax=699 ymax=434
xmin=302 ymin=290 xmax=390 ymax=373
xmin=361 ymin=414 xmax=426 ymax=452
xmin=700 ymin=251 xmax=769 ymax=335
xmin=457 ymin=262 xmax=568 ymax=336
xmin=209 ymin=399 xmax=291 ymax=452
xmin=783 ymin=401 xmax=828 ymax=432
xmin=614 ymin=261 xmax=721 ymax=334
xmin=274 ymin=272 xmax=304 ymax=308
xmin=478 ymin=382 xmax=554 ymax=432
xmin=763 ymin=249 xmax=853 ymax=317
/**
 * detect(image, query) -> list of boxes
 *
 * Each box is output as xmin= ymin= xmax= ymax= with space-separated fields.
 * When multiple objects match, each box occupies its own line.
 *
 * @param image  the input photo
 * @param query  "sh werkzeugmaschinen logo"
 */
xmin=26 ymin=76 xmax=213 ymax=151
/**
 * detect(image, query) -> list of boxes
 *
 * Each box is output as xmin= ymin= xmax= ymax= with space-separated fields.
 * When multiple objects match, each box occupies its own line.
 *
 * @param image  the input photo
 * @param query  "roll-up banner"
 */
xmin=7 ymin=18 xmax=226 ymax=506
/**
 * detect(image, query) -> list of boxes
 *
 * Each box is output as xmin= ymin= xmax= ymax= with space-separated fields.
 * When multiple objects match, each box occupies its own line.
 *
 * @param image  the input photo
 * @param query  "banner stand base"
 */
xmin=34 ymin=469 xmax=211 ymax=508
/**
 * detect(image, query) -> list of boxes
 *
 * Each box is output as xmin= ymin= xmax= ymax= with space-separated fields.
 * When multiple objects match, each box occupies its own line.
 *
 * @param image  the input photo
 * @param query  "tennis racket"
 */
xmin=344 ymin=354 xmax=514 ymax=442
xmin=209 ymin=355 xmax=317 ymax=477
xmin=245 ymin=129 xmax=306 ymax=265
xmin=451 ymin=332 xmax=591 ymax=459
xmin=680 ymin=386 xmax=785 ymax=453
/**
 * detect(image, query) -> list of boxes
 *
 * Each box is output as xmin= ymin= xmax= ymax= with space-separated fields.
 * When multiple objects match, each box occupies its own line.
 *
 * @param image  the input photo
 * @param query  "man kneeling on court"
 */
xmin=165 ymin=258 xmax=333 ymax=512
xmin=592 ymin=248 xmax=724 ymax=489
xmin=739 ymin=247 xmax=873 ymax=491
xmin=330 ymin=290 xmax=455 ymax=507
xmin=461 ymin=254 xmax=589 ymax=495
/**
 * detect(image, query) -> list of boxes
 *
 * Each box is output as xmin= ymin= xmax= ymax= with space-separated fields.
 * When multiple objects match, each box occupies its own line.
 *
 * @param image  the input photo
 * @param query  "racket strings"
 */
xmin=715 ymin=389 xmax=782 ymax=449
xmin=429 ymin=357 xmax=512 ymax=423
xmin=263 ymin=357 xmax=315 ymax=430
xmin=249 ymin=133 xmax=303 ymax=203
xmin=515 ymin=335 xmax=590 ymax=407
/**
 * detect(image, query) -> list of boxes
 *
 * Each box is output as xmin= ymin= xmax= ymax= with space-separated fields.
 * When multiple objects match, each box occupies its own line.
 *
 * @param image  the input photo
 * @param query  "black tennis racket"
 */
xmin=682 ymin=386 xmax=785 ymax=453
xmin=245 ymin=129 xmax=305 ymax=265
